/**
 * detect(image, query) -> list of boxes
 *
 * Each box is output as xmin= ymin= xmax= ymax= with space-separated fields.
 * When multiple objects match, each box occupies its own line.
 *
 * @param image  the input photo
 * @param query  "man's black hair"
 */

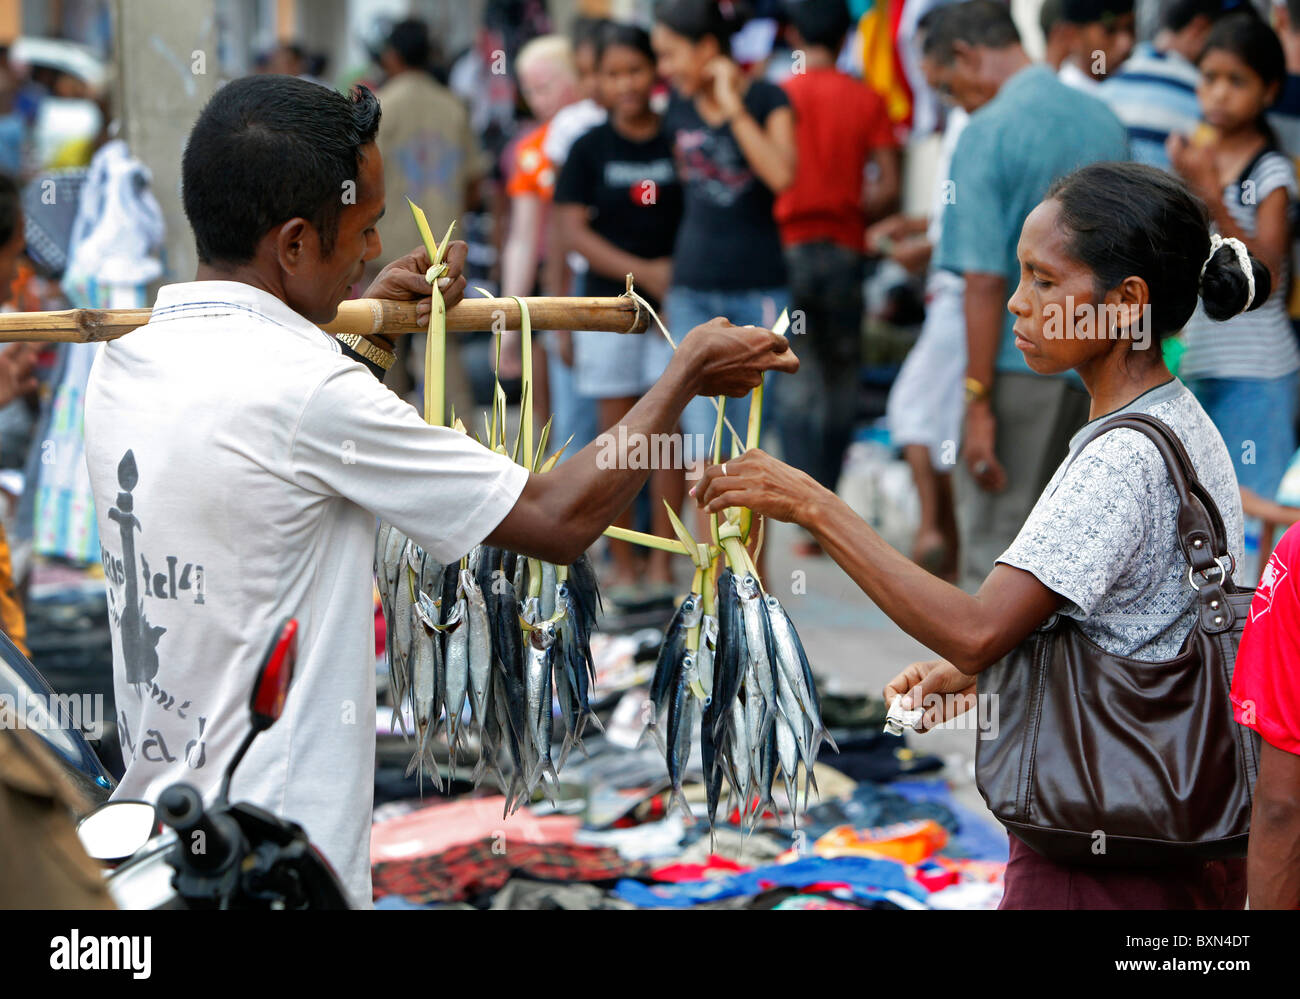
xmin=1061 ymin=0 xmax=1134 ymax=25
xmin=181 ymin=75 xmax=381 ymax=265
xmin=1040 ymin=0 xmax=1064 ymax=38
xmin=787 ymin=0 xmax=853 ymax=52
xmin=920 ymin=0 xmax=1021 ymax=64
xmin=0 ymin=173 xmax=19 ymax=247
xmin=1163 ymin=0 xmax=1231 ymax=33
xmin=387 ymin=18 xmax=431 ymax=69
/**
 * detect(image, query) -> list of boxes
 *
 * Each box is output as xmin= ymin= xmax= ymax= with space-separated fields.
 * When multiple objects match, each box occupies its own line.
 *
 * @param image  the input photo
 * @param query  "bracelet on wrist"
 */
xmin=964 ymin=376 xmax=992 ymax=405
xmin=335 ymin=333 xmax=396 ymax=376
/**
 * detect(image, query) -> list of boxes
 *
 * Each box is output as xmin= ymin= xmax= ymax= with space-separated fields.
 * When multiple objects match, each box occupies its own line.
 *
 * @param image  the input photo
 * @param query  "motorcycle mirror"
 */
xmin=250 ymin=617 xmax=298 ymax=732
xmin=76 ymin=799 xmax=157 ymax=861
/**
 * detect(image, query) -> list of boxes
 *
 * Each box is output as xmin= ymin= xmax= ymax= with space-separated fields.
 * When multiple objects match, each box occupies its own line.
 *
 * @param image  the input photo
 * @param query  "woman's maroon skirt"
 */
xmin=998 ymin=834 xmax=1247 ymax=910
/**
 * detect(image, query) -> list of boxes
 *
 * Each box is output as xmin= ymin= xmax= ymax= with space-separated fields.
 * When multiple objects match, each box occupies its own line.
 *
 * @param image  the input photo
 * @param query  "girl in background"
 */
xmin=1169 ymin=12 xmax=1300 ymax=518
xmin=555 ymin=23 xmax=684 ymax=598
xmin=650 ymin=0 xmax=796 ymax=470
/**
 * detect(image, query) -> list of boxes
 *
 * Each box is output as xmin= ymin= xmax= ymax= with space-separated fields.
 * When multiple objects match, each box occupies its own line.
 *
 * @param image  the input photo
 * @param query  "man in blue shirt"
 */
xmin=1099 ymin=0 xmax=1230 ymax=170
xmin=920 ymin=0 xmax=1130 ymax=587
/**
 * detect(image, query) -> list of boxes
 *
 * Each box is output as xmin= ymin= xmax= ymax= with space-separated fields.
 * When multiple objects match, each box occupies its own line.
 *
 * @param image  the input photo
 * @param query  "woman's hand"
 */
xmin=690 ymin=447 xmax=824 ymax=526
xmin=883 ymin=659 xmax=978 ymax=733
xmin=705 ymin=56 xmax=744 ymax=119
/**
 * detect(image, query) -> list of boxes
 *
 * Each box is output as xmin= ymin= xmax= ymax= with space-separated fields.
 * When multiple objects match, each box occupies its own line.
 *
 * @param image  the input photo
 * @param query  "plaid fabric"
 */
xmin=372 ymin=837 xmax=651 ymax=905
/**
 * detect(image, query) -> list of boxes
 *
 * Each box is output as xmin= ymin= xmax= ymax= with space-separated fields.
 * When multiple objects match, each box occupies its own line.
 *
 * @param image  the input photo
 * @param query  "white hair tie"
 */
xmin=1200 ymin=234 xmax=1255 ymax=314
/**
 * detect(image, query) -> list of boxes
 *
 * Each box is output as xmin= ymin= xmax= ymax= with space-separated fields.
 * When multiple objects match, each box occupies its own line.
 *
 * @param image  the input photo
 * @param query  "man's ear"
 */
xmin=275 ymin=217 xmax=311 ymax=274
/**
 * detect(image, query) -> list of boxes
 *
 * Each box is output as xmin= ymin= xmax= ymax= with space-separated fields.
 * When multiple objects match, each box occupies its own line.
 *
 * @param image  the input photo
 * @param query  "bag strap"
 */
xmin=1068 ymin=412 xmax=1235 ymax=587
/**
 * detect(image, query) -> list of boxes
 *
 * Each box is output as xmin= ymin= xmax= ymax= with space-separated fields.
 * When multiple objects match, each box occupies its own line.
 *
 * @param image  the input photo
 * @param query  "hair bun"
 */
xmin=1200 ymin=243 xmax=1272 ymax=321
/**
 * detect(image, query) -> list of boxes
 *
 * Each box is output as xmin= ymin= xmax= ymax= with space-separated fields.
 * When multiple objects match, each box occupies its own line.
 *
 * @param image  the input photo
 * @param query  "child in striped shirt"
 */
xmin=1169 ymin=12 xmax=1300 ymax=503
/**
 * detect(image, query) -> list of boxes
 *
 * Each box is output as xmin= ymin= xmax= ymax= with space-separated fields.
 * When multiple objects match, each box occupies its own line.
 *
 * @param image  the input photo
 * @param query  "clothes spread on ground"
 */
xmin=372 ymin=837 xmax=649 ymax=904
xmin=553 ymin=120 xmax=682 ymax=303
xmin=663 ymin=80 xmax=790 ymax=291
xmin=83 ymin=280 xmax=529 ymax=908
xmin=614 ymin=854 xmax=925 ymax=908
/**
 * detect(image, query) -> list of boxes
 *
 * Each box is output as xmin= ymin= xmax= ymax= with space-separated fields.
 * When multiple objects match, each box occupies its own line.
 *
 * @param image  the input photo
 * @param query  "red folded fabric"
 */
xmin=650 ymin=855 xmax=751 ymax=883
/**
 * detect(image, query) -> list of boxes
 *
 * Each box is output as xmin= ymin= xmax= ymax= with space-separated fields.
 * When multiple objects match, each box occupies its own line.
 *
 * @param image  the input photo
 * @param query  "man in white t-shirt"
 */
xmin=82 ymin=75 xmax=795 ymax=908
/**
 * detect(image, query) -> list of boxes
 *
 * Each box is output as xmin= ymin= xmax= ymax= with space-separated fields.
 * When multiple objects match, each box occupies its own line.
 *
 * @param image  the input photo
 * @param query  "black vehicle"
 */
xmin=0 ymin=629 xmax=115 ymax=807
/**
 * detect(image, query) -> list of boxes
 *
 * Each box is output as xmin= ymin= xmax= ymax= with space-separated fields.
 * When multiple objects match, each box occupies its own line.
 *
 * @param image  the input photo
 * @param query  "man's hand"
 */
xmin=963 ymin=398 xmax=1006 ymax=492
xmin=889 ymin=235 xmax=932 ymax=274
xmin=671 ymin=317 xmax=797 ymax=398
xmin=865 ymin=213 xmax=913 ymax=254
xmin=362 ymin=240 xmax=470 ymax=329
xmin=0 ymin=343 xmax=39 ymax=409
xmin=883 ymin=659 xmax=977 ymax=733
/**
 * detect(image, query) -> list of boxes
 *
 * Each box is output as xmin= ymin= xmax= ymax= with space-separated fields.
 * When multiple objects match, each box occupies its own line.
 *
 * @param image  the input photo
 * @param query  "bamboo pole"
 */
xmin=0 ymin=295 xmax=649 ymax=344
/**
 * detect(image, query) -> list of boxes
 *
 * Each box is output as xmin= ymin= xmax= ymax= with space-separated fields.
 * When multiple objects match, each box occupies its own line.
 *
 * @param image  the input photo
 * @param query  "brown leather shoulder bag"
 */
xmin=976 ymin=412 xmax=1260 ymax=865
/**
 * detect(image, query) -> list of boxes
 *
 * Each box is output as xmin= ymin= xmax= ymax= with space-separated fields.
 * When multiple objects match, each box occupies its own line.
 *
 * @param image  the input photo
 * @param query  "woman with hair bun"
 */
xmin=691 ymin=161 xmax=1259 ymax=909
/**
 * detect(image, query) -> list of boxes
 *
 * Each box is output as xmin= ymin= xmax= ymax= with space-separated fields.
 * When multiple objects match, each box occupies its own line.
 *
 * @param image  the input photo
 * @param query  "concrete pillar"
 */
xmin=113 ymin=0 xmax=219 ymax=285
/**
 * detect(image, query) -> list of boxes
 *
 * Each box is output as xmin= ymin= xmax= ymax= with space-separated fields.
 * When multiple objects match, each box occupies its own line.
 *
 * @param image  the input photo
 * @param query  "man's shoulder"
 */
xmin=973 ymin=69 xmax=1125 ymax=160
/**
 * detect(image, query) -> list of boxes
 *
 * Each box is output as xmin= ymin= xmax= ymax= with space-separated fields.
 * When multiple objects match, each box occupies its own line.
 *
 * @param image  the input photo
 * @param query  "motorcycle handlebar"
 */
xmin=156 ymin=784 xmax=243 ymax=875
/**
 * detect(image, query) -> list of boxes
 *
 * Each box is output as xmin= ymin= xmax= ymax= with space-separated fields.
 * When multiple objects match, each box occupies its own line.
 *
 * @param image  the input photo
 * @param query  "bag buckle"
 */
xmin=1187 ymin=554 xmax=1233 ymax=591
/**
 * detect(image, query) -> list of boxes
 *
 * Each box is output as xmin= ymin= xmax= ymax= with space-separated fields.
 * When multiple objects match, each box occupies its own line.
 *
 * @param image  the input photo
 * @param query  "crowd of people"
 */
xmin=0 ymin=0 xmax=1299 ymax=910
xmin=345 ymin=0 xmax=1300 ymax=602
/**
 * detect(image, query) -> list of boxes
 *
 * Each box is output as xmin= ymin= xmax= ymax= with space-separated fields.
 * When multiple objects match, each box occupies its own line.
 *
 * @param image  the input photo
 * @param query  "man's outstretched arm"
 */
xmin=487 ymin=319 xmax=797 ymax=565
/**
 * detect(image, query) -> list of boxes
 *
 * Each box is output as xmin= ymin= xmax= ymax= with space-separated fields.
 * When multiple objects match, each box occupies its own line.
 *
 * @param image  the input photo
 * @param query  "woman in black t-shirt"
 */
xmin=649 ymin=0 xmax=797 ymax=461
xmin=555 ymin=23 xmax=686 ymax=596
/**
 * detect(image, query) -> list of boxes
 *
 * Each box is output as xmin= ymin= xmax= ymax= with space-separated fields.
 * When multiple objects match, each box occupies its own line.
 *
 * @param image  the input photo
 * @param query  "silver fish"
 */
xmin=461 ymin=569 xmax=492 ymax=730
xmin=404 ymin=607 xmax=443 ymax=792
xmin=524 ymin=615 xmax=559 ymax=794
xmin=443 ymin=596 xmax=470 ymax=769
xmin=539 ymin=561 xmax=558 ymax=621
xmin=737 ymin=574 xmax=775 ymax=743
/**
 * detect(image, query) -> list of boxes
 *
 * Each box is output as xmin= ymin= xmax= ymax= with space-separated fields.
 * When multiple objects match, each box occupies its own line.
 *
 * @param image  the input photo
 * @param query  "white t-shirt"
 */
xmin=83 ymin=281 xmax=529 ymax=907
